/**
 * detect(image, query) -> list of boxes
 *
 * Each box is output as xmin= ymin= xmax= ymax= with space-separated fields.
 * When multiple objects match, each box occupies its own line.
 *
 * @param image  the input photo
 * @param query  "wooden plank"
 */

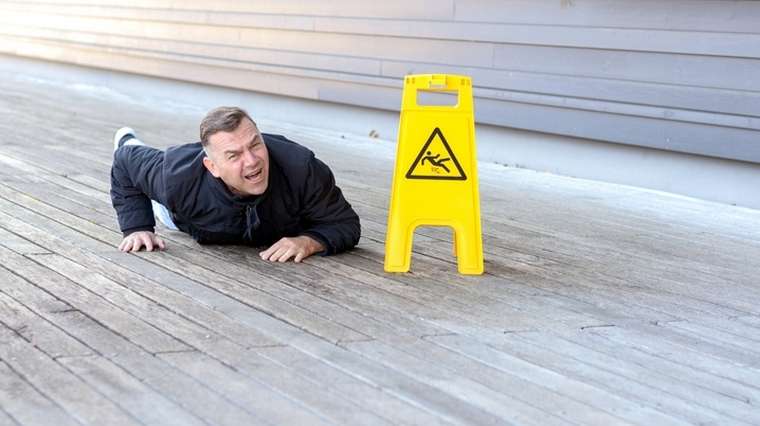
xmin=0 ymin=327 xmax=142 ymax=426
xmin=340 ymin=238 xmax=681 ymax=330
xmin=16 ymin=168 xmax=633 ymax=341
xmin=126 ymin=248 xmax=371 ymax=344
xmin=0 ymin=409 xmax=17 ymax=426
xmin=316 ymin=243 xmax=618 ymax=329
xmin=26 ymin=248 xmax=434 ymax=425
xmin=0 ymin=289 xmax=92 ymax=359
xmin=0 ymin=244 xmax=189 ymax=355
xmin=253 ymin=345 xmax=454 ymax=425
xmin=118 ymin=250 xmax=476 ymax=424
xmin=664 ymin=321 xmax=760 ymax=353
xmin=4 ymin=101 xmax=756 ymax=338
xmin=486 ymin=331 xmax=746 ymax=425
xmin=171 ymin=244 xmax=468 ymax=338
xmin=323 ymin=184 xmax=748 ymax=328
xmin=498 ymin=330 xmax=759 ymax=425
xmin=0 ymin=185 xmax=388 ymax=345
xmin=347 ymin=210 xmax=688 ymax=321
xmin=0 ymin=194 xmax=368 ymax=353
xmin=2 ymin=235 xmax=412 ymax=426
xmin=156 ymin=351 xmax=334 ymax=426
xmin=107 ymin=350 xmax=269 ymax=426
xmin=0 ymin=359 xmax=79 ymax=426
xmin=141 ymin=244 xmax=433 ymax=340
xmin=115 ymin=251 xmax=511 ymax=424
xmin=0 ymin=194 xmax=462 ymax=423
xmin=58 ymin=355 xmax=208 ymax=426
xmin=0 ymin=228 xmax=48 ymax=255
xmin=556 ymin=328 xmax=760 ymax=406
xmin=1 ymin=259 xmax=215 ymax=426
xmin=0 ymin=153 xmax=112 ymax=206
xmin=27 ymin=252 xmax=276 ymax=352
xmin=7 ymin=303 xmax=270 ymax=426
xmin=343 ymin=338 xmax=638 ymax=426
xmin=1 ymin=240 xmax=212 ymax=426
xmin=6 ymin=223 xmax=281 ymax=349
xmin=736 ymin=315 xmax=760 ymax=330
xmin=159 ymin=350 xmax=393 ymax=426
xmin=594 ymin=327 xmax=760 ymax=389
xmin=426 ymin=333 xmax=690 ymax=426
xmin=45 ymin=237 xmax=530 ymax=425
xmin=275 ymin=339 xmax=508 ymax=425
xmin=471 ymin=180 xmax=760 ymax=263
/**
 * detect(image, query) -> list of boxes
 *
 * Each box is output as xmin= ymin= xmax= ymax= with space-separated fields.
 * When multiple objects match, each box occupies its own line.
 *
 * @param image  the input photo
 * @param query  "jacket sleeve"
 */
xmin=110 ymin=145 xmax=167 ymax=236
xmin=298 ymin=156 xmax=360 ymax=255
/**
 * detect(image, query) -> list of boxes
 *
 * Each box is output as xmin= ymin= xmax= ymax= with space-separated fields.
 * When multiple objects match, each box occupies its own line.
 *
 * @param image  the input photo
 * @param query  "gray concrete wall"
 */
xmin=0 ymin=0 xmax=758 ymax=163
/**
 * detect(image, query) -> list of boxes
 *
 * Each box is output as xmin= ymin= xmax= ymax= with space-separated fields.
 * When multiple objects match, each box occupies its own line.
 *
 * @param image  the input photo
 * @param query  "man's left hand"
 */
xmin=259 ymin=235 xmax=325 ymax=263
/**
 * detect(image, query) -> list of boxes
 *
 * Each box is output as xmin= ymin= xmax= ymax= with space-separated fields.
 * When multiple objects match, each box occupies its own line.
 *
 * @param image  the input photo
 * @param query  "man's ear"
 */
xmin=202 ymin=156 xmax=220 ymax=178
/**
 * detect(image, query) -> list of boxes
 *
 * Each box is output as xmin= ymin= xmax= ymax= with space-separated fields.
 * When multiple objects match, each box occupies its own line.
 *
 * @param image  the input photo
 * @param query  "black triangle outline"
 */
xmin=405 ymin=127 xmax=467 ymax=180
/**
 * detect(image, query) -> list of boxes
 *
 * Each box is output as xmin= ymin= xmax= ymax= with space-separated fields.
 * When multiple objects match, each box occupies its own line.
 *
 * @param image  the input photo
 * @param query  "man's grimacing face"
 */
xmin=202 ymin=118 xmax=270 ymax=196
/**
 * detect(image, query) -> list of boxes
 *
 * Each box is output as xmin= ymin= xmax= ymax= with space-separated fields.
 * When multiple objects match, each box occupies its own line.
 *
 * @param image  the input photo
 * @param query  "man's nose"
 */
xmin=242 ymin=149 xmax=258 ymax=166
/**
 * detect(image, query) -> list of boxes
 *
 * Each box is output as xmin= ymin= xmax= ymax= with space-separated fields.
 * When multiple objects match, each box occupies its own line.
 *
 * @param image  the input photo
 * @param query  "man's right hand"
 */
xmin=118 ymin=231 xmax=166 ymax=253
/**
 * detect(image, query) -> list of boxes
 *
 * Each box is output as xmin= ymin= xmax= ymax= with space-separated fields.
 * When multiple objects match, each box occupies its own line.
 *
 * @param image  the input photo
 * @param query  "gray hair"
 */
xmin=199 ymin=106 xmax=256 ymax=150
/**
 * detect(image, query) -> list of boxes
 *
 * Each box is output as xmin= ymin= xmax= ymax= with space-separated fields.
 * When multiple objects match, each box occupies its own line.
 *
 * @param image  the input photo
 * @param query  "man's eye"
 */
xmin=228 ymin=154 xmax=237 ymax=160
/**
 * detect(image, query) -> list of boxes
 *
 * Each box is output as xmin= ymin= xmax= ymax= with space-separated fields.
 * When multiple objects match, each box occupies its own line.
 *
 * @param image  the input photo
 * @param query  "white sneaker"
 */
xmin=113 ymin=127 xmax=144 ymax=151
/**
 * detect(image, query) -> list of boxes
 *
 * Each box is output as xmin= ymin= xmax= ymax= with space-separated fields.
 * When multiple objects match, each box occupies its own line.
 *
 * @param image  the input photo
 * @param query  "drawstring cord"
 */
xmin=243 ymin=203 xmax=261 ymax=241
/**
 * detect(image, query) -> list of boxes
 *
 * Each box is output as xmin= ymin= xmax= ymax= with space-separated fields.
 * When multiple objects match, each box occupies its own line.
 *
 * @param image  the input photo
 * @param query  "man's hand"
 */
xmin=259 ymin=235 xmax=324 ymax=263
xmin=118 ymin=231 xmax=166 ymax=253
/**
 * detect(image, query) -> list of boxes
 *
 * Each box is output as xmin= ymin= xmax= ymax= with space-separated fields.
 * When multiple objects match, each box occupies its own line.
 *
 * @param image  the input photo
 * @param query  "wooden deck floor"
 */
xmin=1 ymin=66 xmax=760 ymax=426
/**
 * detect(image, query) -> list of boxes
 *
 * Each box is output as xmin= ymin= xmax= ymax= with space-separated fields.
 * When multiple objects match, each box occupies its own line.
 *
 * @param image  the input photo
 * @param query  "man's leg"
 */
xmin=113 ymin=127 xmax=179 ymax=231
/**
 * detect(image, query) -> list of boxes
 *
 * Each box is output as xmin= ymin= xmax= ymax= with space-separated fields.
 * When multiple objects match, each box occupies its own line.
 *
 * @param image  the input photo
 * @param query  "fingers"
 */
xmin=118 ymin=232 xmax=166 ymax=253
xmin=260 ymin=238 xmax=306 ymax=263
xmin=259 ymin=241 xmax=279 ymax=260
xmin=130 ymin=235 xmax=147 ymax=253
xmin=143 ymin=235 xmax=154 ymax=252
xmin=261 ymin=243 xmax=292 ymax=262
xmin=274 ymin=247 xmax=294 ymax=263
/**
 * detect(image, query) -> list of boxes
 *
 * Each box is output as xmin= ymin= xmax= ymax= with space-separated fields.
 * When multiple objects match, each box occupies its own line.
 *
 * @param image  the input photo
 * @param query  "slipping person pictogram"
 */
xmin=421 ymin=151 xmax=451 ymax=174
xmin=406 ymin=127 xmax=466 ymax=180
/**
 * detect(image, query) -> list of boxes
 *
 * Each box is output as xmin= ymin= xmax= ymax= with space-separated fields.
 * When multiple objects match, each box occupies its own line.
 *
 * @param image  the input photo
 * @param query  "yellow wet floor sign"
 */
xmin=385 ymin=74 xmax=483 ymax=275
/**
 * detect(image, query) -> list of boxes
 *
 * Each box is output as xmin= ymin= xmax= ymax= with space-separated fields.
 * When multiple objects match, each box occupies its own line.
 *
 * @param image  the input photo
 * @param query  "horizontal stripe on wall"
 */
xmin=1 ymin=0 xmax=757 ymax=163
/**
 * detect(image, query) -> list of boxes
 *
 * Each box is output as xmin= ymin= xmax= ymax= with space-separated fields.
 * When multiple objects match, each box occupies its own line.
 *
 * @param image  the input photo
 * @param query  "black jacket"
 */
xmin=110 ymin=133 xmax=360 ymax=255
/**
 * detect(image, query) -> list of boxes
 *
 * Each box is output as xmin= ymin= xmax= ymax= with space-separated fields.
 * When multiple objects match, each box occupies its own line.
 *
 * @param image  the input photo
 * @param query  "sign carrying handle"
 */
xmin=402 ymin=74 xmax=474 ymax=112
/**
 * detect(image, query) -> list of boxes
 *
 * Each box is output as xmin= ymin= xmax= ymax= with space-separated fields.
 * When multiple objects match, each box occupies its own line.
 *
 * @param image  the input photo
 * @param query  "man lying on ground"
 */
xmin=110 ymin=106 xmax=360 ymax=262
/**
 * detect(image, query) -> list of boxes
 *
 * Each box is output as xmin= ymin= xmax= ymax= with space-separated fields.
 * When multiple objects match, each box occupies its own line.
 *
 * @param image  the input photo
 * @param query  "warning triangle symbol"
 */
xmin=405 ymin=127 xmax=467 ymax=180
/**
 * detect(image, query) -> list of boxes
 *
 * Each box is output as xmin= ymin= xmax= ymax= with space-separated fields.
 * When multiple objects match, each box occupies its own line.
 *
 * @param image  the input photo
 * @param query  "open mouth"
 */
xmin=244 ymin=169 xmax=263 ymax=181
